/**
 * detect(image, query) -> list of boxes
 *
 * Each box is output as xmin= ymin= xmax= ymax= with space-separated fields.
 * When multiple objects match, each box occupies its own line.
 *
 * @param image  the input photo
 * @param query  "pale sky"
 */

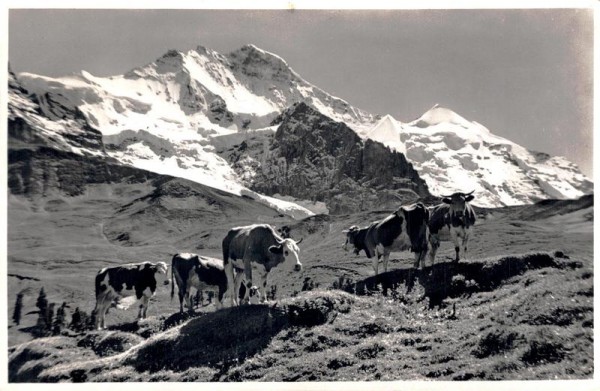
xmin=8 ymin=8 xmax=594 ymax=178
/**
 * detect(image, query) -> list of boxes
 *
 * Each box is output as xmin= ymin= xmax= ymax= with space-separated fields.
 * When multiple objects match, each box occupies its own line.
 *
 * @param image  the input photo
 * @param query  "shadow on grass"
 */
xmin=347 ymin=252 xmax=569 ymax=308
xmin=126 ymin=292 xmax=349 ymax=374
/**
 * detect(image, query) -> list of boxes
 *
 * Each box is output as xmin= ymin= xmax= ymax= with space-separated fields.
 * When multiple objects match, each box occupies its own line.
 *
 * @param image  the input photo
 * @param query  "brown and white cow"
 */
xmin=222 ymin=224 xmax=303 ymax=306
xmin=428 ymin=191 xmax=476 ymax=264
xmin=344 ymin=203 xmax=430 ymax=275
xmin=93 ymin=262 xmax=169 ymax=330
xmin=170 ymin=253 xmax=228 ymax=313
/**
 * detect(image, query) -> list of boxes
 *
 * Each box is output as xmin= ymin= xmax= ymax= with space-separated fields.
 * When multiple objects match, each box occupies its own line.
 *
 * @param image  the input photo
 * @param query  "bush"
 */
xmin=473 ymin=328 xmax=521 ymax=358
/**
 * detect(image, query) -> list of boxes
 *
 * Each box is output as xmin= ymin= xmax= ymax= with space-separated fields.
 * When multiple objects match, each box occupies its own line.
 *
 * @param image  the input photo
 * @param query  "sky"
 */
xmin=7 ymin=8 xmax=594 ymax=178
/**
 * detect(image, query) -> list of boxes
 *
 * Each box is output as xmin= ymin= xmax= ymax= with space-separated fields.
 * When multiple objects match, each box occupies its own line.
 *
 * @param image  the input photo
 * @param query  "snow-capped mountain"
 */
xmin=355 ymin=105 xmax=592 ymax=207
xmin=10 ymin=44 xmax=592 ymax=211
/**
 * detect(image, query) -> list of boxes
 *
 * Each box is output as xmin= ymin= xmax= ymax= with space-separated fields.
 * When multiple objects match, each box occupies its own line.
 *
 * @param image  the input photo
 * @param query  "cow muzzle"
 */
xmin=164 ymin=279 xmax=170 ymax=285
xmin=294 ymin=263 xmax=302 ymax=272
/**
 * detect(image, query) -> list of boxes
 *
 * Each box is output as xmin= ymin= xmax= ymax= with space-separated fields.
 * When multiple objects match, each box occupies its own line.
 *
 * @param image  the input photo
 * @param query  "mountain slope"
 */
xmin=9 ymin=67 xmax=315 ymax=219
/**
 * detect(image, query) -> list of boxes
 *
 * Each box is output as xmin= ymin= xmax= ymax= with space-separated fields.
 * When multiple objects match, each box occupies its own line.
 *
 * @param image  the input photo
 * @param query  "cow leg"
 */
xmin=257 ymin=271 xmax=268 ymax=303
xmin=428 ymin=234 xmax=440 ymax=266
xmin=233 ymin=270 xmax=245 ymax=306
xmin=215 ymin=287 xmax=224 ymax=310
xmin=137 ymin=295 xmax=149 ymax=320
xmin=451 ymin=229 xmax=461 ymax=262
xmin=178 ymin=290 xmax=185 ymax=314
xmin=185 ymin=288 xmax=194 ymax=313
xmin=94 ymin=295 xmax=106 ymax=330
xmin=413 ymin=251 xmax=423 ymax=270
xmin=382 ymin=249 xmax=391 ymax=273
xmin=373 ymin=255 xmax=379 ymax=276
xmin=224 ymin=261 xmax=236 ymax=307
xmin=462 ymin=228 xmax=471 ymax=260
xmin=96 ymin=293 xmax=112 ymax=330
xmin=100 ymin=303 xmax=108 ymax=330
xmin=242 ymin=259 xmax=254 ymax=305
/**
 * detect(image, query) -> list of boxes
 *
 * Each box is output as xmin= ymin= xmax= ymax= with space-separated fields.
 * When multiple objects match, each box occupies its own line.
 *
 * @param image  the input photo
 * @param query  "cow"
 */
xmin=277 ymin=225 xmax=292 ymax=239
xmin=343 ymin=203 xmax=430 ymax=275
xmin=222 ymin=224 xmax=303 ymax=306
xmin=428 ymin=191 xmax=476 ymax=264
xmin=342 ymin=222 xmax=378 ymax=256
xmin=170 ymin=253 xmax=228 ymax=313
xmin=93 ymin=261 xmax=169 ymax=330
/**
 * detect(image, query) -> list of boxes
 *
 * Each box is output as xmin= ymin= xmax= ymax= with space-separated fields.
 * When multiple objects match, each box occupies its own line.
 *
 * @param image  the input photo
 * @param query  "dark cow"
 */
xmin=93 ymin=262 xmax=169 ymax=330
xmin=170 ymin=253 xmax=228 ymax=313
xmin=222 ymin=224 xmax=303 ymax=306
xmin=428 ymin=191 xmax=476 ymax=264
xmin=344 ymin=203 xmax=430 ymax=275
xmin=277 ymin=225 xmax=292 ymax=239
xmin=342 ymin=221 xmax=378 ymax=256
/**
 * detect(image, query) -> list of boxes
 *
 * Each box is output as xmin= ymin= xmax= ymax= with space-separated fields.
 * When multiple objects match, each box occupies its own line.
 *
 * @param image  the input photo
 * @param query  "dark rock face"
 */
xmin=248 ymin=103 xmax=430 ymax=214
xmin=8 ymin=148 xmax=160 ymax=197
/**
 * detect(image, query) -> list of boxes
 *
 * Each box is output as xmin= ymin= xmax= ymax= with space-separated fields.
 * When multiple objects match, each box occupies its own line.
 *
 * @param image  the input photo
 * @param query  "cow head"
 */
xmin=269 ymin=238 xmax=303 ymax=272
xmin=342 ymin=225 xmax=360 ymax=253
xmin=399 ymin=202 xmax=430 ymax=254
xmin=277 ymin=225 xmax=292 ymax=239
xmin=154 ymin=261 xmax=170 ymax=285
xmin=442 ymin=191 xmax=475 ymax=222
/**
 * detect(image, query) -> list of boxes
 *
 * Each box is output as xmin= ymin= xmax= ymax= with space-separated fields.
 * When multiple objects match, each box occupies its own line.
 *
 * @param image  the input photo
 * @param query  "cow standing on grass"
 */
xmin=343 ymin=203 xmax=430 ymax=275
xmin=93 ymin=262 xmax=169 ymax=330
xmin=170 ymin=253 xmax=227 ymax=313
xmin=222 ymin=224 xmax=303 ymax=306
xmin=342 ymin=222 xmax=378 ymax=256
xmin=428 ymin=191 xmax=476 ymax=264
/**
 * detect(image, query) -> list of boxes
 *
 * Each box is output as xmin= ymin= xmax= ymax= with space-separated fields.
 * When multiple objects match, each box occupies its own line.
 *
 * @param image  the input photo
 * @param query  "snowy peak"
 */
xmin=362 ymin=106 xmax=593 ymax=207
xmin=365 ymin=114 xmax=405 ymax=154
xmin=412 ymin=104 xmax=472 ymax=128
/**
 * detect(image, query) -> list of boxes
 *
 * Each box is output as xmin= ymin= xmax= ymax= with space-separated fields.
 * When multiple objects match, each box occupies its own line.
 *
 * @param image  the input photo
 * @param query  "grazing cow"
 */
xmin=222 ymin=224 xmax=303 ymax=306
xmin=344 ymin=203 xmax=430 ymax=275
xmin=93 ymin=262 xmax=169 ymax=330
xmin=342 ymin=222 xmax=378 ymax=256
xmin=428 ymin=191 xmax=476 ymax=264
xmin=170 ymin=253 xmax=228 ymax=313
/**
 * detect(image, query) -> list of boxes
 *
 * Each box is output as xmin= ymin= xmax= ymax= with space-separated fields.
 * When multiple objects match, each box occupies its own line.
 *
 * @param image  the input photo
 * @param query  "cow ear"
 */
xmin=269 ymin=245 xmax=283 ymax=254
xmin=442 ymin=197 xmax=452 ymax=204
xmin=465 ymin=195 xmax=474 ymax=202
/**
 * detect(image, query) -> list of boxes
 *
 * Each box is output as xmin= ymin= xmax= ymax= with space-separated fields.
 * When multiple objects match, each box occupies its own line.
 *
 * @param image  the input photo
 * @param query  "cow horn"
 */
xmin=465 ymin=190 xmax=475 ymax=196
xmin=295 ymin=237 xmax=303 ymax=245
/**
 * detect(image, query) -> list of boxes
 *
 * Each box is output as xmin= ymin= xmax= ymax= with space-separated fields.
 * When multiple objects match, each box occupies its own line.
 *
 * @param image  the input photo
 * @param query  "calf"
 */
xmin=93 ymin=262 xmax=169 ymax=330
xmin=170 ymin=253 xmax=228 ymax=313
xmin=428 ymin=191 xmax=476 ymax=264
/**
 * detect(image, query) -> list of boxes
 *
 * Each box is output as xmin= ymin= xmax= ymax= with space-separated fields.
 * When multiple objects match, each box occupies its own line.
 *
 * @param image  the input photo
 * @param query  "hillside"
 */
xmin=7 ymin=188 xmax=594 ymax=380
